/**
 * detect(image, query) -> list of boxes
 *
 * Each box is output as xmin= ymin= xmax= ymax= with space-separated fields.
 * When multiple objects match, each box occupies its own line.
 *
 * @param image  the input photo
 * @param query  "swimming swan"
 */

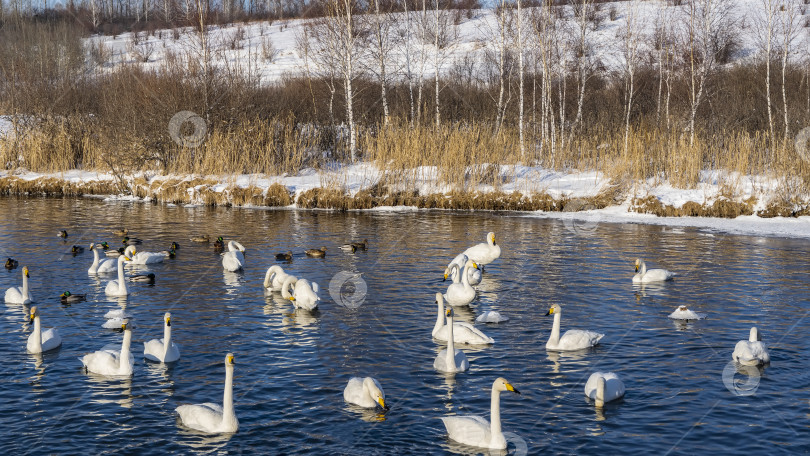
xmin=5 ymin=266 xmax=33 ymax=304
xmin=476 ymin=311 xmax=509 ymax=323
xmin=545 ymin=304 xmax=604 ymax=351
xmin=463 ymin=232 xmax=501 ymax=267
xmin=633 ymin=258 xmax=674 ymax=283
xmin=263 ymin=265 xmax=294 ymax=294
xmin=441 ymin=377 xmax=520 ymax=449
xmin=281 ymin=276 xmax=319 ymax=311
xmin=584 ymin=372 xmax=625 ymax=407
xmin=27 ymin=306 xmax=62 ymax=353
xmin=105 ymin=255 xmax=131 ymax=296
xmin=143 ymin=312 xmax=180 ymax=363
xmin=89 ymin=243 xmax=118 ymax=274
xmin=123 ymin=246 xmax=164 ymax=265
xmin=446 ymin=253 xmax=482 ymax=286
xmin=443 ymin=259 xmax=478 ymax=306
xmin=732 ymin=327 xmax=770 ymax=366
xmin=434 ymin=308 xmax=470 ymax=373
xmin=343 ymin=377 xmax=388 ymax=410
xmin=432 ymin=293 xmax=493 ymax=345
xmin=80 ymin=320 xmax=134 ymax=376
xmin=668 ymin=305 xmax=706 ymax=320
xmin=222 ymin=241 xmax=246 ymax=272
xmin=176 ymin=353 xmax=238 ymax=434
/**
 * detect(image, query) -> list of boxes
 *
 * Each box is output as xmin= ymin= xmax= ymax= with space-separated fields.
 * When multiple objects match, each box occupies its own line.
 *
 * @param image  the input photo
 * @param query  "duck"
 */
xmin=122 ymin=236 xmax=143 ymax=245
xmin=71 ymin=245 xmax=85 ymax=255
xmin=112 ymin=228 xmax=129 ymax=236
xmin=463 ymin=232 xmax=501 ymax=267
xmin=175 ymin=353 xmax=238 ymax=434
xmin=89 ymin=243 xmax=119 ymax=273
xmin=159 ymin=247 xmax=177 ymax=259
xmin=340 ymin=239 xmax=368 ymax=251
xmin=545 ymin=303 xmax=604 ymax=351
xmin=123 ymin=246 xmax=165 ymax=265
xmin=344 ymin=377 xmax=388 ymax=410
xmin=433 ymin=308 xmax=470 ymax=373
xmin=221 ymin=241 xmax=246 ymax=272
xmin=441 ymin=377 xmax=520 ymax=449
xmin=732 ymin=327 xmax=770 ymax=366
xmin=263 ymin=265 xmax=294 ymax=294
xmin=281 ymin=276 xmax=320 ymax=311
xmin=79 ymin=320 xmax=134 ymax=376
xmin=432 ymin=293 xmax=493 ymax=345
xmin=170 ymin=242 xmax=180 ymax=250
xmin=213 ymin=237 xmax=226 ymax=252
xmin=105 ymin=255 xmax=130 ymax=296
xmin=190 ymin=235 xmax=210 ymax=243
xmin=5 ymin=266 xmax=33 ymax=304
xmin=27 ymin=306 xmax=62 ymax=353
xmin=339 ymin=244 xmax=358 ymax=253
xmin=143 ymin=312 xmax=180 ymax=363
xmin=275 ymin=250 xmax=293 ymax=261
xmin=100 ymin=241 xmax=111 ymax=251
xmin=129 ymin=273 xmax=156 ymax=284
xmin=633 ymin=258 xmax=674 ymax=283
xmin=668 ymin=305 xmax=706 ymax=320
xmin=445 ymin=253 xmax=482 ymax=286
xmin=5 ymin=257 xmax=19 ymax=269
xmin=105 ymin=247 xmax=126 ymax=258
xmin=60 ymin=291 xmax=87 ymax=303
xmin=584 ymin=372 xmax=626 ymax=407
xmin=443 ymin=259 xmax=478 ymax=306
xmin=305 ymin=247 xmax=327 ymax=258
xmin=58 ymin=230 xmax=68 ymax=238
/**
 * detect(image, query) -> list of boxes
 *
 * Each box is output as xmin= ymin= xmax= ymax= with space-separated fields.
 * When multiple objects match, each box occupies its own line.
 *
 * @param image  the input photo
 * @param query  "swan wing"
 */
xmin=584 ymin=372 xmax=626 ymax=401
xmin=81 ymin=350 xmax=119 ymax=376
xmin=557 ymin=329 xmax=604 ymax=351
xmin=39 ymin=328 xmax=62 ymax=352
xmin=733 ymin=341 xmax=770 ymax=365
xmin=176 ymin=403 xmax=224 ymax=433
xmin=96 ymin=258 xmax=119 ymax=272
xmin=143 ymin=338 xmax=166 ymax=361
xmin=476 ymin=311 xmax=508 ymax=323
xmin=454 ymin=349 xmax=470 ymax=371
xmin=450 ymin=322 xmax=494 ymax=344
xmin=463 ymin=243 xmax=491 ymax=263
xmin=441 ymin=415 xmax=492 ymax=448
xmin=343 ymin=377 xmax=375 ymax=408
xmin=4 ymin=286 xmax=23 ymax=303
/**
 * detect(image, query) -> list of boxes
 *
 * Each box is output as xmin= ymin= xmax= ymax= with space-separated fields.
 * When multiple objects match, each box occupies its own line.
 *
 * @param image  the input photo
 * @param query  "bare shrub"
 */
xmin=261 ymin=37 xmax=279 ymax=62
xmin=87 ymin=39 xmax=111 ymax=67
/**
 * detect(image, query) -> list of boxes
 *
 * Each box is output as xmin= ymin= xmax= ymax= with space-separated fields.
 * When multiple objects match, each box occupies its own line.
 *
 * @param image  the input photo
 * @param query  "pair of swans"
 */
xmin=344 ymin=377 xmax=387 ymax=410
xmin=432 ymin=293 xmax=493 ymax=345
xmin=176 ymin=353 xmax=238 ymax=433
xmin=441 ymin=377 xmax=520 ymax=450
xmin=281 ymin=276 xmax=320 ymax=311
xmin=222 ymin=241 xmax=246 ymax=272
xmin=584 ymin=372 xmax=626 ymax=407
xmin=80 ymin=320 xmax=134 ymax=376
xmin=444 ymin=259 xmax=478 ymax=306
xmin=263 ymin=265 xmax=294 ymax=294
xmin=123 ymin=246 xmax=165 ymax=265
xmin=633 ymin=258 xmax=674 ymax=283
xmin=143 ymin=312 xmax=181 ymax=363
xmin=27 ymin=306 xmax=62 ymax=353
xmin=5 ymin=266 xmax=33 ymax=304
xmin=545 ymin=304 xmax=604 ymax=351
xmin=434 ymin=308 xmax=470 ymax=373
xmin=445 ymin=253 xmax=482 ymax=286
xmin=462 ymin=232 xmax=501 ymax=267
xmin=733 ymin=327 xmax=770 ymax=366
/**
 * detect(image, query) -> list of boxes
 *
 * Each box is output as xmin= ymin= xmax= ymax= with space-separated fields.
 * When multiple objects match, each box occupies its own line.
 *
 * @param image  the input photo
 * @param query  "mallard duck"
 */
xmin=105 ymin=247 xmax=126 ymax=257
xmin=170 ymin=242 xmax=180 ymax=250
xmin=213 ymin=236 xmax=226 ymax=252
xmin=339 ymin=244 xmax=358 ymax=253
xmin=58 ymin=230 xmax=68 ymax=238
xmin=122 ymin=236 xmax=143 ymax=245
xmin=305 ymin=247 xmax=327 ymax=258
xmin=190 ymin=235 xmax=210 ymax=243
xmin=5 ymin=258 xmax=18 ymax=270
xmin=100 ymin=241 xmax=111 ymax=251
xmin=275 ymin=251 xmax=293 ymax=261
xmin=129 ymin=273 xmax=156 ymax=284
xmin=352 ymin=239 xmax=369 ymax=250
xmin=160 ymin=248 xmax=177 ymax=259
xmin=71 ymin=245 xmax=85 ymax=255
xmin=113 ymin=228 xmax=129 ymax=236
xmin=60 ymin=291 xmax=87 ymax=303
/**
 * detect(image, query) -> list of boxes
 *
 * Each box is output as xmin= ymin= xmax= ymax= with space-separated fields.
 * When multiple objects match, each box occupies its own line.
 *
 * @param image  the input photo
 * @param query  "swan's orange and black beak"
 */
xmin=545 ymin=307 xmax=554 ymax=316
xmin=506 ymin=382 xmax=520 ymax=395
xmin=377 ymin=397 xmax=389 ymax=410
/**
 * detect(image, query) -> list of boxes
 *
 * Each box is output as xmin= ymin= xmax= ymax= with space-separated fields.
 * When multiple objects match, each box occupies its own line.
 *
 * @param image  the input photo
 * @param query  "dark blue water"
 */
xmin=1 ymin=197 xmax=809 ymax=455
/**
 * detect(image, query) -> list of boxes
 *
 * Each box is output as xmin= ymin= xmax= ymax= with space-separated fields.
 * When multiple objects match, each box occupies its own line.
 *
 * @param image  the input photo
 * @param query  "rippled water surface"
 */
xmin=1 ymin=197 xmax=809 ymax=455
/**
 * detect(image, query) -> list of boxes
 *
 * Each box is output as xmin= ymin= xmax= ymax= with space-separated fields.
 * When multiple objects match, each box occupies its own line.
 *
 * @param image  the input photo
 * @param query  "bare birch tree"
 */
xmin=621 ymin=1 xmax=643 ymax=156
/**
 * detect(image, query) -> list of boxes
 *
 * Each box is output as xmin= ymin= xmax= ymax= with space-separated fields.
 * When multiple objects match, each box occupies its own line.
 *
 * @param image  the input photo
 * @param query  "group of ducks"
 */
xmin=4 ymin=228 xmax=772 ymax=450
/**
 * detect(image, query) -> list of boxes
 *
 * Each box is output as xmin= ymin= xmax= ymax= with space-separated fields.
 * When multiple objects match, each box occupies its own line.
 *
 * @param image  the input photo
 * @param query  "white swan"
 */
xmin=545 ymin=304 xmax=604 ymax=351
xmin=88 ymin=243 xmax=118 ymax=274
xmin=123 ymin=246 xmax=164 ymax=265
xmin=434 ymin=308 xmax=470 ymax=373
xmin=668 ymin=305 xmax=707 ymax=320
xmin=443 ymin=259 xmax=477 ymax=306
xmin=143 ymin=312 xmax=180 ymax=363
xmin=176 ymin=353 xmax=238 ymax=434
xmin=476 ymin=311 xmax=509 ymax=323
xmin=584 ymin=372 xmax=625 ymax=407
xmin=441 ymin=377 xmax=520 ymax=449
xmin=432 ymin=293 xmax=493 ymax=345
xmin=732 ymin=327 xmax=770 ymax=366
xmin=5 ymin=266 xmax=33 ymax=304
xmin=221 ymin=241 xmax=245 ymax=272
xmin=463 ymin=232 xmax=501 ymax=267
xmin=633 ymin=258 xmax=674 ymax=283
xmin=27 ymin=306 xmax=62 ymax=353
xmin=343 ymin=377 xmax=388 ymax=409
xmin=105 ymin=255 xmax=130 ymax=296
xmin=281 ymin=276 xmax=319 ymax=311
xmin=79 ymin=320 xmax=134 ymax=376
xmin=446 ymin=253 xmax=482 ymax=285
xmin=263 ymin=265 xmax=293 ymax=294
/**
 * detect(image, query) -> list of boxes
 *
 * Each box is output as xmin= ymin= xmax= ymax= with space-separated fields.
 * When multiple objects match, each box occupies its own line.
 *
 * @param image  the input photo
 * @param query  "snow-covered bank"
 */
xmin=2 ymin=164 xmax=809 ymax=239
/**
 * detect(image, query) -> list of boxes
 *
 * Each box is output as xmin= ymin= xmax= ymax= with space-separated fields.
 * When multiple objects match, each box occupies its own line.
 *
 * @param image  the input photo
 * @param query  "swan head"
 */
xmin=121 ymin=320 xmax=130 ymax=331
xmin=226 ymin=353 xmax=235 ymax=366
xmin=545 ymin=303 xmax=561 ymax=316
xmin=23 ymin=266 xmax=30 ymax=278
xmin=363 ymin=378 xmax=388 ymax=410
xmin=435 ymin=292 xmax=444 ymax=305
xmin=488 ymin=232 xmax=496 ymax=246
xmin=634 ymin=258 xmax=644 ymax=273
xmin=749 ymin=327 xmax=761 ymax=342
xmin=165 ymin=312 xmax=172 ymax=327
xmin=125 ymin=245 xmax=137 ymax=256
xmin=29 ymin=306 xmax=39 ymax=323
xmin=494 ymin=377 xmax=520 ymax=394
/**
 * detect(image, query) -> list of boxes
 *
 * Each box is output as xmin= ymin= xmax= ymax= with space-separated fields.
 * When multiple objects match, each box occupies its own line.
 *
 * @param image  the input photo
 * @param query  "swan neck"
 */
xmin=433 ymin=298 xmax=445 ymax=336
xmin=32 ymin=316 xmax=42 ymax=351
xmin=92 ymin=246 xmax=100 ymax=267
xmin=163 ymin=322 xmax=172 ymax=356
xmin=446 ymin=314 xmax=456 ymax=368
xmin=490 ymin=386 xmax=503 ymax=441
xmin=549 ymin=311 xmax=561 ymax=346
xmin=119 ymin=330 xmax=132 ymax=372
xmin=461 ymin=265 xmax=471 ymax=286
xmin=117 ymin=258 xmax=127 ymax=294
xmin=450 ymin=264 xmax=461 ymax=284
xmin=263 ymin=268 xmax=274 ymax=288
xmin=22 ymin=271 xmax=29 ymax=297
xmin=281 ymin=277 xmax=296 ymax=298
xmin=749 ymin=327 xmax=759 ymax=342
xmin=223 ymin=365 xmax=236 ymax=423
xmin=595 ymin=377 xmax=606 ymax=407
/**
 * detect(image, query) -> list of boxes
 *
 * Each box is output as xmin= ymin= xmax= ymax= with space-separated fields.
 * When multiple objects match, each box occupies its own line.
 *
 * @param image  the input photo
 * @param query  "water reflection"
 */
xmin=175 ymin=427 xmax=234 ymax=452
xmin=344 ymin=403 xmax=387 ymax=422
xmin=85 ymin=375 xmax=134 ymax=409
